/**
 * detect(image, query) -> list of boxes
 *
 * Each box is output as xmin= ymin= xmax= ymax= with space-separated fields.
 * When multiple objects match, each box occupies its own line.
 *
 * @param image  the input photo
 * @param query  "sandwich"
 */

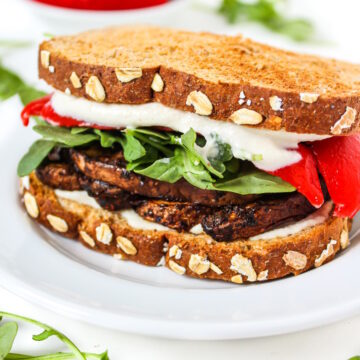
xmin=18 ymin=26 xmax=360 ymax=284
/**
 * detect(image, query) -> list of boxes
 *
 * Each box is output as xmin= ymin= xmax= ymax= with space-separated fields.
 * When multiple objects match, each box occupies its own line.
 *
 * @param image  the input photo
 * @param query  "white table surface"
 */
xmin=1 ymin=0 xmax=360 ymax=358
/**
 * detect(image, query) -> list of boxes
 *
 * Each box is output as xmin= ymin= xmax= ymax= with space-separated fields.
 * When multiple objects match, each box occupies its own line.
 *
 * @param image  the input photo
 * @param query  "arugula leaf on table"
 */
xmin=0 ymin=40 xmax=32 ymax=49
xmin=0 ymin=67 xmax=23 ymax=102
xmin=0 ymin=322 xmax=18 ymax=360
xmin=18 ymin=86 xmax=46 ymax=106
xmin=218 ymin=0 xmax=314 ymax=42
xmin=0 ymin=312 xmax=109 ymax=360
xmin=0 ymin=64 xmax=46 ymax=105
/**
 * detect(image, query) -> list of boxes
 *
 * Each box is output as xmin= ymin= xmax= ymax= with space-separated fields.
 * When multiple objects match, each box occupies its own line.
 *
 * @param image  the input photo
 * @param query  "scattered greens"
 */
xmin=0 ymin=40 xmax=32 ymax=49
xmin=18 ymin=120 xmax=295 ymax=195
xmin=0 ymin=64 xmax=46 ymax=106
xmin=0 ymin=311 xmax=108 ymax=360
xmin=218 ymin=0 xmax=314 ymax=42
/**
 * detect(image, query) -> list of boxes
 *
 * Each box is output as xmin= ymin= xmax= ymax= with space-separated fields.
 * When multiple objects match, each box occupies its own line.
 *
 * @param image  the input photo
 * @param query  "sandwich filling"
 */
xmin=18 ymin=90 xmax=360 ymax=241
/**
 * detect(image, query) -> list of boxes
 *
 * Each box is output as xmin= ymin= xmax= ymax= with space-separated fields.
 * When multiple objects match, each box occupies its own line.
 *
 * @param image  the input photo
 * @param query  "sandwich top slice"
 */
xmin=18 ymin=26 xmax=360 ymax=283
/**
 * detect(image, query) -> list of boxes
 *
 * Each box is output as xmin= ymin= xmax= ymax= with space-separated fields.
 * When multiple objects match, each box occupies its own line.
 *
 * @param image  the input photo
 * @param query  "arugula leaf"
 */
xmin=71 ymin=127 xmax=90 ymax=135
xmin=33 ymin=125 xmax=98 ymax=147
xmin=18 ymin=86 xmax=46 ymax=106
xmin=17 ymin=140 xmax=56 ymax=177
xmin=93 ymin=129 xmax=120 ymax=148
xmin=181 ymin=148 xmax=215 ymax=189
xmin=0 ymin=40 xmax=32 ymax=48
xmin=214 ymin=169 xmax=296 ymax=194
xmin=128 ymin=129 xmax=173 ymax=157
xmin=135 ymin=154 xmax=183 ymax=183
xmin=218 ymin=0 xmax=314 ymax=42
xmin=181 ymin=129 xmax=224 ymax=178
xmin=118 ymin=133 xmax=146 ymax=161
xmin=0 ymin=64 xmax=46 ymax=105
xmin=0 ymin=312 xmax=86 ymax=360
xmin=126 ymin=145 xmax=159 ymax=171
xmin=0 ymin=322 xmax=18 ymax=359
xmin=5 ymin=351 xmax=108 ymax=359
xmin=0 ymin=66 xmax=23 ymax=101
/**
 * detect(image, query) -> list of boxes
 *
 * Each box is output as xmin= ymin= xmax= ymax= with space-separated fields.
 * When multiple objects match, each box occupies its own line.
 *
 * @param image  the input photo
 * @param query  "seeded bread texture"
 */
xmin=21 ymin=174 xmax=351 ymax=284
xmin=39 ymin=26 xmax=360 ymax=135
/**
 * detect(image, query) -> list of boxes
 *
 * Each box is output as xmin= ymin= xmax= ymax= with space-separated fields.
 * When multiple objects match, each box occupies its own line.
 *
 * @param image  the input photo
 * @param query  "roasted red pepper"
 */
xmin=269 ymin=144 xmax=324 ymax=208
xmin=311 ymin=135 xmax=360 ymax=218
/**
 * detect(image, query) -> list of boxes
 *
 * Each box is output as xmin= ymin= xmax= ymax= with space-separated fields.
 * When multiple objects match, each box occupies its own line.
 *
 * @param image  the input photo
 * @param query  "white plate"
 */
xmin=1 ymin=99 xmax=360 ymax=340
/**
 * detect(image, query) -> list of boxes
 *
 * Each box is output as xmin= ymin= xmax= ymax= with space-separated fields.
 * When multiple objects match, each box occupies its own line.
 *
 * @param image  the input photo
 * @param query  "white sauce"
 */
xmin=54 ymin=189 xmax=101 ymax=209
xmin=119 ymin=209 xmax=171 ymax=231
xmin=51 ymin=91 xmax=328 ymax=171
xmin=54 ymin=189 xmax=171 ymax=231
xmin=250 ymin=201 xmax=333 ymax=240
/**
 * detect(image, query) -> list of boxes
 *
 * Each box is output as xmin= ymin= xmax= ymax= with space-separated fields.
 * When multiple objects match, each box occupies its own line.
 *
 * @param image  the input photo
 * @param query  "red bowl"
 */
xmin=31 ymin=0 xmax=169 ymax=11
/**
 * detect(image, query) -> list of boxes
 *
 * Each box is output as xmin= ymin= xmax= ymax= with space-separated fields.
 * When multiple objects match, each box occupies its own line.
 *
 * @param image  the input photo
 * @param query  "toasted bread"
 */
xmin=20 ymin=173 xmax=351 ymax=284
xmin=39 ymin=26 xmax=360 ymax=135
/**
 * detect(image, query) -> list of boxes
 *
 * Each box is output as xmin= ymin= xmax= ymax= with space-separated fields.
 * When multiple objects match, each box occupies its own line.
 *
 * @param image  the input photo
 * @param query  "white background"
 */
xmin=1 ymin=0 xmax=360 ymax=358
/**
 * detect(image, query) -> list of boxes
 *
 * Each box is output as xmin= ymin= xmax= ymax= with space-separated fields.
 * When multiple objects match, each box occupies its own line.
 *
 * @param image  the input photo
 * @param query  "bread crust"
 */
xmin=20 ymin=173 xmax=351 ymax=283
xmin=39 ymin=26 xmax=360 ymax=135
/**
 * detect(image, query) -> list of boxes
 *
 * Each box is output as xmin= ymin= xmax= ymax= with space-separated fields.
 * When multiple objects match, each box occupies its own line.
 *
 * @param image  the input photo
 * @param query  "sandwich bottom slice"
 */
xmin=20 ymin=172 xmax=350 ymax=284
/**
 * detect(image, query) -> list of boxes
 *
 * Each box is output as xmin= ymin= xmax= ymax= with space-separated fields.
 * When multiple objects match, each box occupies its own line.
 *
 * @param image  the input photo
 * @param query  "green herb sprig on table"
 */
xmin=0 ymin=64 xmax=46 ymax=106
xmin=218 ymin=0 xmax=314 ymax=42
xmin=0 ymin=311 xmax=109 ymax=360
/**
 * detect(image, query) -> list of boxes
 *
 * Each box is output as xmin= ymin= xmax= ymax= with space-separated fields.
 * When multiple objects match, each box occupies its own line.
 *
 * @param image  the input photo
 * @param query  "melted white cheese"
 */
xmin=119 ymin=209 xmax=170 ymax=231
xmin=51 ymin=91 xmax=328 ymax=171
xmin=54 ymin=189 xmax=101 ymax=209
xmin=250 ymin=201 xmax=333 ymax=240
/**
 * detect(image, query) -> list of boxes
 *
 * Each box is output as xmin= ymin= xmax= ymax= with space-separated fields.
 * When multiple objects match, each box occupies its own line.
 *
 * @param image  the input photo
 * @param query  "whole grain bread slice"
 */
xmin=39 ymin=26 xmax=360 ymax=135
xmin=20 ymin=174 xmax=351 ymax=284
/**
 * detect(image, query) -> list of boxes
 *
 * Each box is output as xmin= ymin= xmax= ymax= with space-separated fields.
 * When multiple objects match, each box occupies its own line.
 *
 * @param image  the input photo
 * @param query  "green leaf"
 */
xmin=126 ymin=145 xmax=159 ymax=171
xmin=70 ymin=127 xmax=90 ymax=135
xmin=135 ymin=154 xmax=183 ymax=183
xmin=129 ymin=128 xmax=172 ymax=141
xmin=18 ymin=86 xmax=46 ymax=106
xmin=214 ymin=169 xmax=296 ymax=194
xmin=128 ymin=129 xmax=173 ymax=157
xmin=0 ymin=40 xmax=32 ymax=48
xmin=93 ymin=129 xmax=120 ymax=148
xmin=17 ymin=140 xmax=56 ymax=177
xmin=0 ymin=63 xmax=46 ymax=105
xmin=0 ymin=66 xmax=24 ymax=101
xmin=33 ymin=125 xmax=98 ymax=147
xmin=181 ymin=129 xmax=224 ymax=178
xmin=349 ymin=357 xmax=360 ymax=360
xmin=32 ymin=330 xmax=56 ymax=341
xmin=5 ymin=351 xmax=109 ymax=359
xmin=0 ymin=312 xmax=86 ymax=360
xmin=218 ymin=0 xmax=314 ymax=42
xmin=118 ymin=133 xmax=146 ymax=161
xmin=181 ymin=148 xmax=215 ymax=189
xmin=0 ymin=322 xmax=18 ymax=360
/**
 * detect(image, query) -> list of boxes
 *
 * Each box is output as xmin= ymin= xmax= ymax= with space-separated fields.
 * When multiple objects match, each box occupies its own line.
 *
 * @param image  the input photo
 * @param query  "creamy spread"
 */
xmin=119 ymin=209 xmax=170 ymax=231
xmin=250 ymin=201 xmax=333 ymax=240
xmin=54 ymin=189 xmax=101 ymax=209
xmin=51 ymin=91 xmax=329 ymax=171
